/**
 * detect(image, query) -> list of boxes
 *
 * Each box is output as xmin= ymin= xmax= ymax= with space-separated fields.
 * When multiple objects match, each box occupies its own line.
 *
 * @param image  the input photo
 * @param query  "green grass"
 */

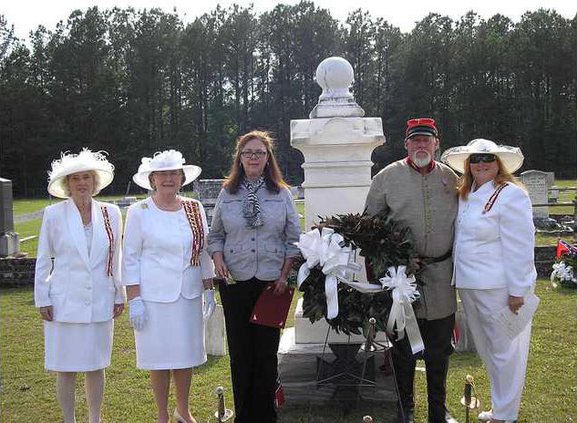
xmin=1 ymin=281 xmax=575 ymax=422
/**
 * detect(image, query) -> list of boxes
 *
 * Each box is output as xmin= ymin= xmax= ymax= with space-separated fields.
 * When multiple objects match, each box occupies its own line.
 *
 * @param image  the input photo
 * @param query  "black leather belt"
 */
xmin=419 ymin=249 xmax=452 ymax=265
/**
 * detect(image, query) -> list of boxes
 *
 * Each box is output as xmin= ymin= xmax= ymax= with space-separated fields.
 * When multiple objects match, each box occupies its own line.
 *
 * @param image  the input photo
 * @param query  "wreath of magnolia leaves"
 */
xmin=292 ymin=212 xmax=416 ymax=337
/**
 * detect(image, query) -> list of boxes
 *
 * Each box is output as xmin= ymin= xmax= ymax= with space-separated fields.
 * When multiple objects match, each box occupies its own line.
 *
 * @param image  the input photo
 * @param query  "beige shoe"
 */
xmin=173 ymin=409 xmax=197 ymax=423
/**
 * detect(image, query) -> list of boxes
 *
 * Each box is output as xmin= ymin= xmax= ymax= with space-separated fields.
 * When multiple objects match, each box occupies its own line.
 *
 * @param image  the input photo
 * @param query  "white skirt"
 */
xmin=135 ymin=295 xmax=206 ymax=370
xmin=44 ymin=319 xmax=113 ymax=372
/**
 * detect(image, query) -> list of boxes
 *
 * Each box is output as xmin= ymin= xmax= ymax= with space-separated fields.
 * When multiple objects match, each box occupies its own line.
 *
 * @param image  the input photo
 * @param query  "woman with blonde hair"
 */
xmin=35 ymin=149 xmax=125 ymax=423
xmin=442 ymin=139 xmax=537 ymax=423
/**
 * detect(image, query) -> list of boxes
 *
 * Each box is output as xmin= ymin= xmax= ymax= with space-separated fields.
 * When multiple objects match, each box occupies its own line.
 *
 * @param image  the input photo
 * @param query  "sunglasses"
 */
xmin=469 ymin=154 xmax=496 ymax=164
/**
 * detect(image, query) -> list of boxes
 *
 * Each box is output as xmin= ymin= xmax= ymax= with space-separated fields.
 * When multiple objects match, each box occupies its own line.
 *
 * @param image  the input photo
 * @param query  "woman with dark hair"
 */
xmin=207 ymin=130 xmax=301 ymax=423
xmin=442 ymin=139 xmax=537 ymax=423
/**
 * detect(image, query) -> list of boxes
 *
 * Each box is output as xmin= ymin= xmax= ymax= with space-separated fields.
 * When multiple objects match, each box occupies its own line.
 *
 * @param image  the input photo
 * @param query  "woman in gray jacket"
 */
xmin=208 ymin=130 xmax=301 ymax=423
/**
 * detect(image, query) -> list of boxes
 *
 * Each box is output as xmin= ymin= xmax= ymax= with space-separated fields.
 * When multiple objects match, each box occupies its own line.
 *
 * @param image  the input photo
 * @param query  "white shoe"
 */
xmin=478 ymin=409 xmax=493 ymax=421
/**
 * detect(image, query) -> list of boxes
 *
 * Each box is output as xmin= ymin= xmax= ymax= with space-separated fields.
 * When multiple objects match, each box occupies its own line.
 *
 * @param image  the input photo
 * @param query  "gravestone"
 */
xmin=0 ymin=178 xmax=19 ymax=257
xmin=190 ymin=178 xmax=228 ymax=356
xmin=520 ymin=170 xmax=552 ymax=219
xmin=193 ymin=179 xmax=225 ymax=226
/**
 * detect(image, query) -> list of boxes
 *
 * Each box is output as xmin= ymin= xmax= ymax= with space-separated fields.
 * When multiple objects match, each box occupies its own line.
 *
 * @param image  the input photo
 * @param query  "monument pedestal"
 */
xmin=278 ymin=328 xmax=397 ymax=411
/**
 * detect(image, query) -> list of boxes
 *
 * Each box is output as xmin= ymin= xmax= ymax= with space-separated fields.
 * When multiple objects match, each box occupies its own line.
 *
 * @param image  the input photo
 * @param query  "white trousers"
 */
xmin=459 ymin=288 xmax=532 ymax=421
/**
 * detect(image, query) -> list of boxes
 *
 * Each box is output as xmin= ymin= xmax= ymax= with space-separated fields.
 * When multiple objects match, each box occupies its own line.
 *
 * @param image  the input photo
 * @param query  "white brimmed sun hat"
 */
xmin=47 ymin=149 xmax=115 ymax=199
xmin=132 ymin=149 xmax=202 ymax=191
xmin=441 ymin=138 xmax=524 ymax=174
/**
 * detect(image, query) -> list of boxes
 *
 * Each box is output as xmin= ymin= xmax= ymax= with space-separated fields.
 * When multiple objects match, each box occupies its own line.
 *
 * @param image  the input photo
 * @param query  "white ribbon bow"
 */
xmin=296 ymin=228 xmax=361 ymax=319
xmin=379 ymin=266 xmax=424 ymax=354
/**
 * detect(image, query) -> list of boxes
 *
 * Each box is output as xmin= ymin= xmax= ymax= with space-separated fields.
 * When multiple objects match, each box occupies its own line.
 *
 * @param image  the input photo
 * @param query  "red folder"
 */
xmin=250 ymin=283 xmax=294 ymax=329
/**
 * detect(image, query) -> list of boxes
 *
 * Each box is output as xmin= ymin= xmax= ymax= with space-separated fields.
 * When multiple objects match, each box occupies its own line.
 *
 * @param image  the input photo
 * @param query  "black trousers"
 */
xmin=219 ymin=278 xmax=280 ymax=423
xmin=390 ymin=314 xmax=455 ymax=423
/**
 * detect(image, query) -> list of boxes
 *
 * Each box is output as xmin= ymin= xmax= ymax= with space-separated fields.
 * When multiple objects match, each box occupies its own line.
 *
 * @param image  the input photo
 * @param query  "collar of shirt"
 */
xmin=405 ymin=156 xmax=436 ymax=174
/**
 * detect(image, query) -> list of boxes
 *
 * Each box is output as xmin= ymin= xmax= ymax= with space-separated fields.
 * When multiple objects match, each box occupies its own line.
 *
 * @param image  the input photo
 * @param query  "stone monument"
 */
xmin=520 ymin=170 xmax=553 ymax=219
xmin=288 ymin=56 xmax=386 ymax=345
xmin=0 ymin=178 xmax=19 ymax=257
xmin=291 ymin=57 xmax=385 ymax=232
xmin=279 ymin=58 xmax=394 ymax=412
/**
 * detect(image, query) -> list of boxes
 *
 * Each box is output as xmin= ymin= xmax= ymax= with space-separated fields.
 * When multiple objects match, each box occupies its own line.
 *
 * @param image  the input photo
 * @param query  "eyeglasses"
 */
xmin=469 ymin=153 xmax=496 ymax=164
xmin=240 ymin=150 xmax=267 ymax=159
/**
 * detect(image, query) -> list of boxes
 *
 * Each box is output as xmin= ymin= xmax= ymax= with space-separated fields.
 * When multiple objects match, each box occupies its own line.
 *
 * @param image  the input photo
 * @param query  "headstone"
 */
xmin=0 ymin=178 xmax=19 ymax=257
xmin=193 ymin=179 xmax=225 ymax=226
xmin=205 ymin=305 xmax=227 ymax=356
xmin=520 ymin=170 xmax=552 ymax=219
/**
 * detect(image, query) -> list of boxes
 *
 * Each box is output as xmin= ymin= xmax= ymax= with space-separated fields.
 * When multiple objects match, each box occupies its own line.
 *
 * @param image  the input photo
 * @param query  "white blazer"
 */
xmin=34 ymin=199 xmax=125 ymax=323
xmin=122 ymin=197 xmax=214 ymax=302
xmin=453 ymin=181 xmax=537 ymax=296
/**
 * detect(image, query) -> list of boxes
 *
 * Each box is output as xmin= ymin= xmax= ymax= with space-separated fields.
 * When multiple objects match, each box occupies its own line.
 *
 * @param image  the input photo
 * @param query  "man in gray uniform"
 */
xmin=365 ymin=118 xmax=459 ymax=423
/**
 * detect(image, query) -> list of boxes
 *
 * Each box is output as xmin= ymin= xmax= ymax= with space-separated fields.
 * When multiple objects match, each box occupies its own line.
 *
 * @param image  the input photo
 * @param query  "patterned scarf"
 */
xmin=242 ymin=177 xmax=265 ymax=228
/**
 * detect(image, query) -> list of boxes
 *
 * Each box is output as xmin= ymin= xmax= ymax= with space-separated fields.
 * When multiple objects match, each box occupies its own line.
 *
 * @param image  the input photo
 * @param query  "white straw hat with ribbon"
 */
xmin=47 ymin=149 xmax=115 ymax=199
xmin=441 ymin=138 xmax=524 ymax=174
xmin=132 ymin=149 xmax=202 ymax=190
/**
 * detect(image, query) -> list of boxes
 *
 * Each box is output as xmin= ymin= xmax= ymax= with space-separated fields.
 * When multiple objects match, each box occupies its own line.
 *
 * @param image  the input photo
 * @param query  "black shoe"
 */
xmin=396 ymin=405 xmax=415 ymax=423
xmin=427 ymin=410 xmax=458 ymax=423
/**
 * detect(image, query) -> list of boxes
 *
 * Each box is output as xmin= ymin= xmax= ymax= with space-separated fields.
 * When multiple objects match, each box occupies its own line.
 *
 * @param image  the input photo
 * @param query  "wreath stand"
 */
xmin=315 ymin=318 xmax=397 ymax=411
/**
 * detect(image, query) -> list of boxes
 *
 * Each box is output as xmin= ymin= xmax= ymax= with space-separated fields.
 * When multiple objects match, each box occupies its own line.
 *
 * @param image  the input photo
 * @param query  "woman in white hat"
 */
xmin=123 ymin=150 xmax=215 ymax=423
xmin=34 ymin=149 xmax=125 ymax=423
xmin=442 ymin=139 xmax=537 ymax=423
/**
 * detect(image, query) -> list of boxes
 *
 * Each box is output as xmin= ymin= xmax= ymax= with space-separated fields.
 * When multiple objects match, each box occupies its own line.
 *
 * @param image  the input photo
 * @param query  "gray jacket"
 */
xmin=207 ymin=185 xmax=301 ymax=282
xmin=365 ymin=159 xmax=458 ymax=320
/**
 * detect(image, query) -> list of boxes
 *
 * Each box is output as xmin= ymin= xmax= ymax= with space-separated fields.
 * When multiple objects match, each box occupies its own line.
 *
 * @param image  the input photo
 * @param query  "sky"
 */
xmin=3 ymin=0 xmax=576 ymax=40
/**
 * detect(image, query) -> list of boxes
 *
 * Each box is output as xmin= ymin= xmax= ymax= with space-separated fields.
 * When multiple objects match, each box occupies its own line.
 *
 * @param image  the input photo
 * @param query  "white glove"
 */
xmin=203 ymin=289 xmax=216 ymax=321
xmin=129 ymin=296 xmax=147 ymax=331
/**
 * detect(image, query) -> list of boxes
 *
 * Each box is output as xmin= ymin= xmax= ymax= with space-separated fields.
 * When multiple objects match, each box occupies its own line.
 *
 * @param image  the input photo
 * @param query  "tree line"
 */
xmin=0 ymin=3 xmax=575 ymax=197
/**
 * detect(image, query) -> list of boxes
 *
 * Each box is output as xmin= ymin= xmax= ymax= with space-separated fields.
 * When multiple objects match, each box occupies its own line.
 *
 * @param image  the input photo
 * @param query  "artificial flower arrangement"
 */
xmin=293 ymin=212 xmax=424 ymax=353
xmin=551 ymin=240 xmax=577 ymax=288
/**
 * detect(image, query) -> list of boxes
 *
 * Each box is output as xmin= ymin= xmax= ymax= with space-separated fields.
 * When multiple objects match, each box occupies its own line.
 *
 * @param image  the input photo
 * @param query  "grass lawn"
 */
xmin=1 ymin=281 xmax=575 ymax=422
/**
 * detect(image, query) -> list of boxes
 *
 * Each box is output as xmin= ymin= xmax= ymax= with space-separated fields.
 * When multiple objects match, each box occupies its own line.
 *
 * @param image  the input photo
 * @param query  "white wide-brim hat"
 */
xmin=441 ymin=138 xmax=524 ymax=174
xmin=132 ymin=149 xmax=202 ymax=191
xmin=48 ymin=149 xmax=115 ymax=199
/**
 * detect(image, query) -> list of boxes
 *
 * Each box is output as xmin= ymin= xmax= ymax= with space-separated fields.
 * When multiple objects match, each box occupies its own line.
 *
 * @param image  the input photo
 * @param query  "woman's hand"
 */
xmin=273 ymin=276 xmax=288 ymax=295
xmin=128 ymin=297 xmax=148 ymax=330
xmin=113 ymin=303 xmax=125 ymax=318
xmin=212 ymin=252 xmax=230 ymax=280
xmin=39 ymin=306 xmax=53 ymax=321
xmin=203 ymin=289 xmax=216 ymax=321
xmin=508 ymin=295 xmax=524 ymax=314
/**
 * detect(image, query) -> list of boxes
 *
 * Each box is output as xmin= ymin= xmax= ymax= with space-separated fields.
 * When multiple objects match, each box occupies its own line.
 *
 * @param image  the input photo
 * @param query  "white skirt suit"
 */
xmin=453 ymin=181 xmax=537 ymax=420
xmin=34 ymin=200 xmax=125 ymax=372
xmin=122 ymin=197 xmax=214 ymax=370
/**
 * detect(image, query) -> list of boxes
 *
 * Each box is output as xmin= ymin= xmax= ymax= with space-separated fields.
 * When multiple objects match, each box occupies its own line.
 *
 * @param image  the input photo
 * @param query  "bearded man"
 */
xmin=365 ymin=118 xmax=459 ymax=423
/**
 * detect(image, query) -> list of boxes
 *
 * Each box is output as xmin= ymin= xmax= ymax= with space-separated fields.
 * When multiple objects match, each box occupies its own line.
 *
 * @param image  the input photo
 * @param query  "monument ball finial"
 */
xmin=310 ymin=56 xmax=365 ymax=119
xmin=315 ymin=57 xmax=354 ymax=102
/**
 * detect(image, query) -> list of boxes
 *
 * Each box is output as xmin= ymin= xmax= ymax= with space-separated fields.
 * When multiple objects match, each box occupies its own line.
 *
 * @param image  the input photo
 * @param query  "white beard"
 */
xmin=411 ymin=151 xmax=432 ymax=168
